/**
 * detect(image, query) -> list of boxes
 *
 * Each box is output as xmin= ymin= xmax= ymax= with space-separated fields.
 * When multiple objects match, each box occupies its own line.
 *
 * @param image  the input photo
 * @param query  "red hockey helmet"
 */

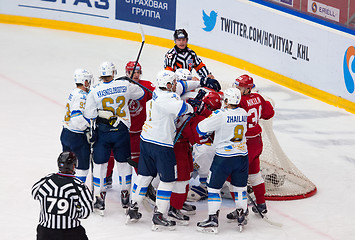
xmin=202 ymin=91 xmax=222 ymax=111
xmin=125 ymin=61 xmax=142 ymax=73
xmin=234 ymin=74 xmax=255 ymax=89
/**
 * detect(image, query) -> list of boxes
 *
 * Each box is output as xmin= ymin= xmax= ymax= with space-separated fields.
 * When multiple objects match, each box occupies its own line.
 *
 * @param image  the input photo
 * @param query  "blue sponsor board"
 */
xmin=116 ymin=0 xmax=176 ymax=30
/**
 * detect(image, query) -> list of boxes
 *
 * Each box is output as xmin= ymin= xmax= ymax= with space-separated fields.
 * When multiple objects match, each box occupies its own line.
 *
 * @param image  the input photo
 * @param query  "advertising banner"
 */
xmin=307 ymin=0 xmax=340 ymax=22
xmin=0 ymin=0 xmax=354 ymax=105
xmin=115 ymin=0 xmax=176 ymax=30
xmin=175 ymin=0 xmax=355 ymax=103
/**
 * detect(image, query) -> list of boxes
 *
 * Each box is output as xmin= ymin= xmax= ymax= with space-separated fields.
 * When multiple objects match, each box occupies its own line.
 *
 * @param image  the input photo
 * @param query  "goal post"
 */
xmin=259 ymin=118 xmax=317 ymax=200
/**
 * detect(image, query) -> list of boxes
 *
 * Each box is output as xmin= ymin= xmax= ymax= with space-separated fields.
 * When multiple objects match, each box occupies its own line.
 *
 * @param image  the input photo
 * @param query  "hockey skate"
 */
xmin=168 ymin=206 xmax=189 ymax=226
xmin=235 ymin=208 xmax=248 ymax=232
xmin=93 ymin=192 xmax=106 ymax=216
xmin=252 ymin=203 xmax=268 ymax=214
xmin=152 ymin=210 xmax=176 ymax=231
xmin=181 ymin=202 xmax=196 ymax=215
xmin=126 ymin=201 xmax=142 ymax=224
xmin=121 ymin=190 xmax=130 ymax=209
xmin=196 ymin=211 xmax=219 ymax=234
xmin=226 ymin=208 xmax=249 ymax=223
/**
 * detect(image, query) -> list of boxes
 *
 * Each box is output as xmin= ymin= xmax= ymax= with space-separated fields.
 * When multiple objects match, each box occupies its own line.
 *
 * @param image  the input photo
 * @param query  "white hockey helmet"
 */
xmin=74 ymin=68 xmax=93 ymax=85
xmin=175 ymin=68 xmax=192 ymax=80
xmin=99 ymin=61 xmax=117 ymax=77
xmin=156 ymin=70 xmax=177 ymax=88
xmin=224 ymin=88 xmax=242 ymax=105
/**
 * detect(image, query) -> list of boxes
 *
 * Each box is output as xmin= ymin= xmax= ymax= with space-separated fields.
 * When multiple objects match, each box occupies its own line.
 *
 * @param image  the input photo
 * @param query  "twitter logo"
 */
xmin=202 ymin=10 xmax=218 ymax=32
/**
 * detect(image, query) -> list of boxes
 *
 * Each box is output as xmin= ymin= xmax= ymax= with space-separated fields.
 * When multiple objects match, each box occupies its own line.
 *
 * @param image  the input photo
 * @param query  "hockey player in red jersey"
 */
xmin=126 ymin=61 xmax=155 ymax=172
xmin=169 ymin=88 xmax=223 ymax=225
xmin=227 ymin=74 xmax=275 ymax=219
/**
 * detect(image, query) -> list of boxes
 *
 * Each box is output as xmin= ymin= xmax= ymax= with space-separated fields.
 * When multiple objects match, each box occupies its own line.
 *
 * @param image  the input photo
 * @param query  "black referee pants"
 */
xmin=37 ymin=225 xmax=88 ymax=240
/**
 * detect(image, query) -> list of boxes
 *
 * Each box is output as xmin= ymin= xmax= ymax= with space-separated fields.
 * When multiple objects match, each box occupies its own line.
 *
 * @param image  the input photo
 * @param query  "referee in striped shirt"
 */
xmin=32 ymin=151 xmax=93 ymax=240
xmin=164 ymin=29 xmax=214 ymax=79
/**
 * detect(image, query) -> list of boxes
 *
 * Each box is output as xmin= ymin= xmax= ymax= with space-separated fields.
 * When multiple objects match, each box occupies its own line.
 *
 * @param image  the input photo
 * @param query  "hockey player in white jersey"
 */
xmin=60 ymin=69 xmax=92 ymax=182
xmin=127 ymin=70 xmax=195 ymax=231
xmin=83 ymin=61 xmax=144 ymax=215
xmin=196 ymin=88 xmax=249 ymax=233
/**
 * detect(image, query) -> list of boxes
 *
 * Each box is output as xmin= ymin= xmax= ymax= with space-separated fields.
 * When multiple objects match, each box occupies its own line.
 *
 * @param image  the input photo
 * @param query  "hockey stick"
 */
xmin=116 ymin=76 xmax=153 ymax=94
xmin=89 ymin=120 xmax=95 ymax=200
xmin=173 ymin=113 xmax=194 ymax=144
xmin=118 ymin=23 xmax=153 ymax=94
xmin=130 ymin=23 xmax=145 ymax=79
xmin=247 ymin=194 xmax=283 ymax=227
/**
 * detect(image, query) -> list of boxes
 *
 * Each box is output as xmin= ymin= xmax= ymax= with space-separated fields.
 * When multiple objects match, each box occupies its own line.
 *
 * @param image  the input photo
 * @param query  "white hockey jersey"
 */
xmin=84 ymin=79 xmax=144 ymax=128
xmin=140 ymin=88 xmax=193 ymax=148
xmin=196 ymin=107 xmax=248 ymax=157
xmin=63 ymin=88 xmax=90 ymax=133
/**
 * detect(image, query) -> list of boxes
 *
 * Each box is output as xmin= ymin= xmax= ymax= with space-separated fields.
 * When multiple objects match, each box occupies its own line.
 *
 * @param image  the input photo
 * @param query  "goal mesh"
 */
xmin=259 ymin=119 xmax=317 ymax=200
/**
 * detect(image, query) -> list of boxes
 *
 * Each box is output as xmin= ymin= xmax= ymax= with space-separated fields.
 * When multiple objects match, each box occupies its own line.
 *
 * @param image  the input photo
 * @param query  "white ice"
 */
xmin=0 ymin=23 xmax=354 ymax=240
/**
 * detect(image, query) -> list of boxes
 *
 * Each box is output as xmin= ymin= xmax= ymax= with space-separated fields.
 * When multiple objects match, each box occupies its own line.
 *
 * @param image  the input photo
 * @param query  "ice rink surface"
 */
xmin=0 ymin=23 xmax=354 ymax=240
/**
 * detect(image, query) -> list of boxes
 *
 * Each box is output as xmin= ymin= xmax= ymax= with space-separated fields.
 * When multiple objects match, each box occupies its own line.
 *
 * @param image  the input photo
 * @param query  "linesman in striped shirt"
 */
xmin=32 ymin=151 xmax=93 ymax=240
xmin=164 ymin=29 xmax=215 ymax=80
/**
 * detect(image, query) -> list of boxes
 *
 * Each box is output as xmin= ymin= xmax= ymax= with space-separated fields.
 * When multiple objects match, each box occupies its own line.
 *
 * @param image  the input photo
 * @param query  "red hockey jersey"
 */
xmin=238 ymin=93 xmax=275 ymax=138
xmin=128 ymin=80 xmax=155 ymax=133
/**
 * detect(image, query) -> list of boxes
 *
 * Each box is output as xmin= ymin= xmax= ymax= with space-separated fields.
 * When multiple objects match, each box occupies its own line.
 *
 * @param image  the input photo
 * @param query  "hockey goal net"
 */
xmin=259 ymin=118 xmax=317 ymax=200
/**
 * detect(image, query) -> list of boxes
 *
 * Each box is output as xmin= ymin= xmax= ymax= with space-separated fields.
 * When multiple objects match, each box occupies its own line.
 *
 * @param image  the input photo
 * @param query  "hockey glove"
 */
xmin=200 ymin=77 xmax=221 ymax=92
xmin=187 ymin=99 xmax=205 ymax=115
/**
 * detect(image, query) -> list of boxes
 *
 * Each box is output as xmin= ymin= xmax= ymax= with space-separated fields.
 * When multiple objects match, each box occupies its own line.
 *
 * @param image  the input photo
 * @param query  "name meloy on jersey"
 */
xmin=96 ymin=86 xmax=127 ymax=98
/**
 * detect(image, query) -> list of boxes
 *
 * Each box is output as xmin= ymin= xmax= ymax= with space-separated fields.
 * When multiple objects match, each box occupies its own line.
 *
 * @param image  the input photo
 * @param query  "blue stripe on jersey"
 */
xmin=71 ymin=110 xmax=83 ymax=117
xmin=199 ymin=177 xmax=207 ymax=185
xmin=132 ymin=183 xmax=138 ymax=194
xmin=196 ymin=125 xmax=208 ymax=136
xmin=215 ymin=152 xmax=248 ymax=157
xmin=139 ymin=187 xmax=148 ymax=196
xmin=157 ymin=189 xmax=172 ymax=201
xmin=93 ymin=177 xmax=100 ymax=187
xmin=137 ymin=91 xmax=145 ymax=101
xmin=178 ymin=80 xmax=187 ymax=95
xmin=242 ymin=191 xmax=247 ymax=200
xmin=126 ymin=175 xmax=132 ymax=184
xmin=140 ymin=136 xmax=173 ymax=148
xmin=177 ymin=101 xmax=188 ymax=117
xmin=234 ymin=192 xmax=239 ymax=201
xmin=208 ymin=192 xmax=221 ymax=202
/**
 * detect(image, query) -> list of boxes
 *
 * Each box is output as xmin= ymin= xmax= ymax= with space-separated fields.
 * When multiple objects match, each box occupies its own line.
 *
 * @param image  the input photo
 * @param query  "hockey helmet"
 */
xmin=125 ymin=61 xmax=142 ymax=73
xmin=57 ymin=151 xmax=77 ymax=173
xmin=99 ymin=61 xmax=117 ymax=77
xmin=73 ymin=68 xmax=93 ymax=85
xmin=202 ymin=91 xmax=222 ymax=111
xmin=175 ymin=68 xmax=192 ymax=80
xmin=234 ymin=74 xmax=255 ymax=89
xmin=156 ymin=70 xmax=176 ymax=88
xmin=174 ymin=29 xmax=188 ymax=40
xmin=224 ymin=88 xmax=242 ymax=105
